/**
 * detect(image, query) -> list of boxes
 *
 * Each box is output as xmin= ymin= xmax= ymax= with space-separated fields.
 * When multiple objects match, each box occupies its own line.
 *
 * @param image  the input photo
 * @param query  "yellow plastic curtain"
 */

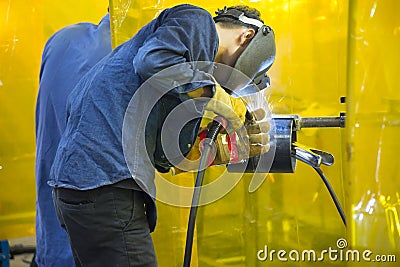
xmin=1 ymin=0 xmax=399 ymax=266
xmin=0 ymin=0 xmax=108 ymax=239
xmin=346 ymin=0 xmax=400 ymax=265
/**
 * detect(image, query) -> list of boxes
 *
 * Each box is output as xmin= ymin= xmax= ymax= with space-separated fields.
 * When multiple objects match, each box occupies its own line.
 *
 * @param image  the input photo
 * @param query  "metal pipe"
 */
xmin=297 ymin=114 xmax=345 ymax=129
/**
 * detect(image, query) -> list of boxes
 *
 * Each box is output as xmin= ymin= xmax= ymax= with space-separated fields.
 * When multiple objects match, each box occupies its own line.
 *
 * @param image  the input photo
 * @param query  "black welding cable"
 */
xmin=183 ymin=120 xmax=222 ymax=267
xmin=313 ymin=166 xmax=347 ymax=226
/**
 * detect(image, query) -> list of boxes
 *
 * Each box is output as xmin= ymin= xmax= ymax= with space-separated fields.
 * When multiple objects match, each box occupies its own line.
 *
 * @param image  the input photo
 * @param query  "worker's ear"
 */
xmin=239 ymin=28 xmax=256 ymax=46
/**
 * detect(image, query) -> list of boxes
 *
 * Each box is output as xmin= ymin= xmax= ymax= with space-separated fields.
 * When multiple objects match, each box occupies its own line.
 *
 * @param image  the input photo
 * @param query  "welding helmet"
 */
xmin=213 ymin=6 xmax=276 ymax=95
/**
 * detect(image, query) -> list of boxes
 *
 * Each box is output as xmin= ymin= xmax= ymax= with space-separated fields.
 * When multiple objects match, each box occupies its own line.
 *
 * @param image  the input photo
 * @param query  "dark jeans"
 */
xmin=53 ymin=186 xmax=157 ymax=267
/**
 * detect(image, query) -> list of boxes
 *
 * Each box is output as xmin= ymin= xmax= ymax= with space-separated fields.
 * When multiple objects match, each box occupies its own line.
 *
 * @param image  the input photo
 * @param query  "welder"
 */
xmin=49 ymin=4 xmax=271 ymax=266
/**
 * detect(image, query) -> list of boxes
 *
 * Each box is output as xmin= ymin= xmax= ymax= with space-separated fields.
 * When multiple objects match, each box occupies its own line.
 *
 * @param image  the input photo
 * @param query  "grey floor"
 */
xmin=6 ymin=236 xmax=35 ymax=267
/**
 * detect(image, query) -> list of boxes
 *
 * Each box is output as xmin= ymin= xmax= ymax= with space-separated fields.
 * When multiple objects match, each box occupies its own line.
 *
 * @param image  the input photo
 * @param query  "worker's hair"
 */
xmin=214 ymin=5 xmax=263 ymax=31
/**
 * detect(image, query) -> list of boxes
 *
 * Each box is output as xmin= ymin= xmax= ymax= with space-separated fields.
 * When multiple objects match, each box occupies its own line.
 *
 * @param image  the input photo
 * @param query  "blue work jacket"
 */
xmin=35 ymin=15 xmax=111 ymax=266
xmin=49 ymin=5 xmax=218 ymax=199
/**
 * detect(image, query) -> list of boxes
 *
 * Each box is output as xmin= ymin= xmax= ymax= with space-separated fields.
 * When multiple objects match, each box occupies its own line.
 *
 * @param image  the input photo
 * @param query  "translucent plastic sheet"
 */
xmin=0 ymin=0 xmax=108 ymax=240
xmin=110 ymin=0 xmax=348 ymax=266
xmin=3 ymin=0 xmax=397 ymax=266
xmin=346 ymin=0 xmax=400 ymax=265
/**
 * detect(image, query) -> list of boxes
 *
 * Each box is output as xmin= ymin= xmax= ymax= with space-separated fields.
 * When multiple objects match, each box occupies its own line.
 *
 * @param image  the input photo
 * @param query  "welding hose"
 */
xmin=183 ymin=120 xmax=223 ymax=267
xmin=313 ymin=166 xmax=347 ymax=226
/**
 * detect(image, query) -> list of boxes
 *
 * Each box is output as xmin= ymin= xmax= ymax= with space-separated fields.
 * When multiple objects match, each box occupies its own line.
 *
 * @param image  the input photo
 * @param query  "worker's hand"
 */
xmin=170 ymin=109 xmax=270 ymax=174
xmin=205 ymin=83 xmax=247 ymax=132
xmin=212 ymin=110 xmax=270 ymax=165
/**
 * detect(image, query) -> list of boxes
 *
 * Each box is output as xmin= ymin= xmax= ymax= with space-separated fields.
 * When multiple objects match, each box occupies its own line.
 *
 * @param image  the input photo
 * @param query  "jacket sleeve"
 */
xmin=133 ymin=4 xmax=218 ymax=95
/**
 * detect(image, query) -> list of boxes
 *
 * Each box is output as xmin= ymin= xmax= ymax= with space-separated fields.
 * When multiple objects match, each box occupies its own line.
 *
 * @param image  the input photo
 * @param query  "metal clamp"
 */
xmin=292 ymin=142 xmax=334 ymax=168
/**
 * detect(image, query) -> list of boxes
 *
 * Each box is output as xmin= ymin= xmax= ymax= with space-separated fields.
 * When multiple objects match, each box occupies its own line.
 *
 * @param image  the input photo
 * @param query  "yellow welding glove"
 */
xmin=169 ymin=128 xmax=205 ymax=175
xmin=171 ymin=116 xmax=270 ymax=174
xmin=213 ymin=117 xmax=271 ymax=165
xmin=190 ymin=109 xmax=270 ymax=167
xmin=205 ymin=84 xmax=247 ymax=132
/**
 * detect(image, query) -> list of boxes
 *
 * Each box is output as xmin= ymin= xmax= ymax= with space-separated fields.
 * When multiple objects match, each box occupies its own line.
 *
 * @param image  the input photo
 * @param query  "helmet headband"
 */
xmin=213 ymin=6 xmax=264 ymax=29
